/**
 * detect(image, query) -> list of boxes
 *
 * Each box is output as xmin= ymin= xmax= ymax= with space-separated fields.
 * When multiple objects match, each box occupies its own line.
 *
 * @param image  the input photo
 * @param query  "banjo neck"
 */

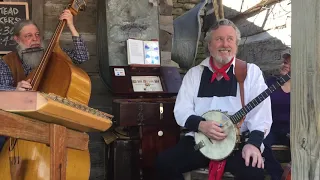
xmin=230 ymin=73 xmax=291 ymax=124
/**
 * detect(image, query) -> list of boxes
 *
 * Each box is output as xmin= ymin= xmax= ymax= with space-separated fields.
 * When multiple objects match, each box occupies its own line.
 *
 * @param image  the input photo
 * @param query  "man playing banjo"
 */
xmin=156 ymin=19 xmax=272 ymax=180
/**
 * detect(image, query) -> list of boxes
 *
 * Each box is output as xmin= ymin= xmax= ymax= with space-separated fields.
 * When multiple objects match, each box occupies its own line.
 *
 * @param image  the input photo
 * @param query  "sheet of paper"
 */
xmin=127 ymin=39 xmax=144 ymax=64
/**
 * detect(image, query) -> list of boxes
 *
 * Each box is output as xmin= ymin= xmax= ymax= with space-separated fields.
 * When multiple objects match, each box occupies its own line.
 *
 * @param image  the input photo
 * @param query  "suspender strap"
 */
xmin=235 ymin=59 xmax=247 ymax=128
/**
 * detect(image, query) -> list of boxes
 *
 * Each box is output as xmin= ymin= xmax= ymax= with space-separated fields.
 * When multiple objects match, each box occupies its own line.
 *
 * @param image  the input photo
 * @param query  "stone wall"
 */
xmin=172 ymin=0 xmax=201 ymax=19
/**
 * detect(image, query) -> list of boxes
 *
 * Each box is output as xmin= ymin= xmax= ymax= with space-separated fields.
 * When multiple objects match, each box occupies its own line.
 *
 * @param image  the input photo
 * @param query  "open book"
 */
xmin=127 ymin=39 xmax=160 ymax=65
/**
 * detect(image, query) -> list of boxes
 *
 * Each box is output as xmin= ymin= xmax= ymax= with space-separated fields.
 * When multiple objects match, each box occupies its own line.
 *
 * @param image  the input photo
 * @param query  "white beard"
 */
xmin=17 ymin=42 xmax=45 ymax=69
xmin=213 ymin=55 xmax=233 ymax=65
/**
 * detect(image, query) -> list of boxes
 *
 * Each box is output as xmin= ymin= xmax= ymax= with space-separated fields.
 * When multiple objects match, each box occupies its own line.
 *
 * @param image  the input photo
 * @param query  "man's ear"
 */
xmin=207 ymin=42 xmax=212 ymax=52
xmin=13 ymin=36 xmax=19 ymax=43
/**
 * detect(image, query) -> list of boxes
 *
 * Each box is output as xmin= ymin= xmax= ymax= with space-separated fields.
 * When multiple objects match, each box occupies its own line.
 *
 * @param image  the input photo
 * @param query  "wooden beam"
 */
xmin=31 ymin=0 xmax=44 ymax=37
xmin=0 ymin=110 xmax=89 ymax=151
xmin=213 ymin=0 xmax=224 ymax=20
xmin=230 ymin=0 xmax=280 ymax=22
xmin=292 ymin=0 xmax=320 ymax=179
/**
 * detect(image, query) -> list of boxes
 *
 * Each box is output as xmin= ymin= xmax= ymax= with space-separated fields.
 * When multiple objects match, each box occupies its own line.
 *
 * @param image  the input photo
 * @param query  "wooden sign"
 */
xmin=0 ymin=2 xmax=29 ymax=54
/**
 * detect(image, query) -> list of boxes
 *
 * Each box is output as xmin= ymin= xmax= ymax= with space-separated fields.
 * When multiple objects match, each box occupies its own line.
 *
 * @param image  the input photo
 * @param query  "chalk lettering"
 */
xmin=1 ymin=26 xmax=14 ymax=36
xmin=0 ymin=3 xmax=28 ymax=52
xmin=0 ymin=17 xmax=21 ymax=25
xmin=0 ymin=7 xmax=19 ymax=16
xmin=1 ymin=36 xmax=9 ymax=46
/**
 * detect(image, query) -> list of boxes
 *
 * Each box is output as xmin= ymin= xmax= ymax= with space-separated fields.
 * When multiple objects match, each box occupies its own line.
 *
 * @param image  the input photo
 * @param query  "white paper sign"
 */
xmin=131 ymin=76 xmax=163 ymax=92
xmin=114 ymin=68 xmax=125 ymax=76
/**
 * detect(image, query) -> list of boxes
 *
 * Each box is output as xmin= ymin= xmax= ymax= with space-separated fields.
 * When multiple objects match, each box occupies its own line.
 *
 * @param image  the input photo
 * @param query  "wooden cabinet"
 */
xmin=109 ymin=98 xmax=180 ymax=180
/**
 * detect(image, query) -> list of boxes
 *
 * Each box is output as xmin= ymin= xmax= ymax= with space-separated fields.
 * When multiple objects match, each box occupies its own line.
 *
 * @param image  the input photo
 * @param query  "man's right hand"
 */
xmin=16 ymin=79 xmax=32 ymax=91
xmin=198 ymin=121 xmax=227 ymax=141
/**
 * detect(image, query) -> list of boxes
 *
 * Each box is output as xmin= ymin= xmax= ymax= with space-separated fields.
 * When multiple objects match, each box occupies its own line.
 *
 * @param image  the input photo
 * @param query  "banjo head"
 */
xmin=194 ymin=110 xmax=237 ymax=160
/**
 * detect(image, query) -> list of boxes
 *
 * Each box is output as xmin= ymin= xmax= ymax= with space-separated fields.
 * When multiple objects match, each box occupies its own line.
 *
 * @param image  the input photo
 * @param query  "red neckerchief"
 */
xmin=208 ymin=159 xmax=227 ymax=180
xmin=209 ymin=56 xmax=234 ymax=82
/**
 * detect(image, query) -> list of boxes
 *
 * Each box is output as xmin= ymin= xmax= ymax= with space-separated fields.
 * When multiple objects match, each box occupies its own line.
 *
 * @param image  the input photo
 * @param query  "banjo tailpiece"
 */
xmin=194 ymin=140 xmax=205 ymax=151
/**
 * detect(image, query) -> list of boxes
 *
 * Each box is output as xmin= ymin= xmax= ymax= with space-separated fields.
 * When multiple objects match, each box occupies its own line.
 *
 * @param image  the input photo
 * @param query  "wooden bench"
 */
xmin=183 ymin=145 xmax=290 ymax=180
xmin=271 ymin=145 xmax=291 ymax=163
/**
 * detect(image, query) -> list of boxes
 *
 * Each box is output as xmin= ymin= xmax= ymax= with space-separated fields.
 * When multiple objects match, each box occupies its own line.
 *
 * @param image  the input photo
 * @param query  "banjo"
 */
xmin=194 ymin=73 xmax=291 ymax=160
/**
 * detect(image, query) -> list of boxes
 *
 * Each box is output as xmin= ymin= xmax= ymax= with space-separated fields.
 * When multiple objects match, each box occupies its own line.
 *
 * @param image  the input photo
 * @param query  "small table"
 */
xmin=0 ymin=110 xmax=89 ymax=180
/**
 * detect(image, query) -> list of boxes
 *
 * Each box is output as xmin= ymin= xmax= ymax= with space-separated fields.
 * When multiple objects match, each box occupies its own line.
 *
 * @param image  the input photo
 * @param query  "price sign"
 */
xmin=0 ymin=2 xmax=29 ymax=54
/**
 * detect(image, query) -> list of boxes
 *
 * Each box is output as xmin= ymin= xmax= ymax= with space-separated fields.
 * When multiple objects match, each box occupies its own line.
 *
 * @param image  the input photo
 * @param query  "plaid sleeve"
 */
xmin=63 ymin=35 xmax=90 ymax=65
xmin=0 ymin=59 xmax=16 ymax=91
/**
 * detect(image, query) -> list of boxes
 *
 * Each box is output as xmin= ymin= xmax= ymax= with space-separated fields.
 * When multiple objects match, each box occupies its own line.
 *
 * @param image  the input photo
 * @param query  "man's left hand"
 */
xmin=59 ymin=10 xmax=74 ymax=26
xmin=242 ymin=144 xmax=264 ymax=169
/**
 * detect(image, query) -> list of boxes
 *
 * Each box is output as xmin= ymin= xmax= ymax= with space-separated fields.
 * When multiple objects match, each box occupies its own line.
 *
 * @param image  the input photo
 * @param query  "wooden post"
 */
xmin=50 ymin=124 xmax=67 ymax=180
xmin=291 ymin=0 xmax=320 ymax=179
xmin=31 ymin=0 xmax=44 ymax=35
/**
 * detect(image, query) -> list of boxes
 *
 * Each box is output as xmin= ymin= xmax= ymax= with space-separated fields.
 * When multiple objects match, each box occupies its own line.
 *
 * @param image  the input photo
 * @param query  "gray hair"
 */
xmin=204 ymin=19 xmax=241 ymax=55
xmin=13 ymin=19 xmax=39 ymax=36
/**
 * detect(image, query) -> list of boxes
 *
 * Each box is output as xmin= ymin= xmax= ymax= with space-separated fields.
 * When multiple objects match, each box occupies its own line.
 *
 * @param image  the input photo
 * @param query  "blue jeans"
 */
xmin=263 ymin=130 xmax=290 ymax=180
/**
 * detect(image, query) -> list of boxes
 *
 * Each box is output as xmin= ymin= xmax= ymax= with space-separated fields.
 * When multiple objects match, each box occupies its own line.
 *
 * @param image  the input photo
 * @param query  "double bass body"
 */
xmin=36 ymin=44 xmax=91 ymax=105
xmin=0 ymin=140 xmax=90 ymax=180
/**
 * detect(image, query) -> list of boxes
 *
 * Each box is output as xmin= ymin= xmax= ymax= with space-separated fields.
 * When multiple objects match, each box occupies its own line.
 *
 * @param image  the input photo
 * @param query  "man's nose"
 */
xmin=222 ymin=39 xmax=229 ymax=47
xmin=32 ymin=35 xmax=39 ymax=41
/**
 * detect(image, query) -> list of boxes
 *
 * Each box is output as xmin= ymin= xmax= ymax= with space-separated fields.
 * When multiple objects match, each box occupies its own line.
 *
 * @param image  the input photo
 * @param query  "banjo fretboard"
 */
xmin=230 ymin=73 xmax=291 ymax=124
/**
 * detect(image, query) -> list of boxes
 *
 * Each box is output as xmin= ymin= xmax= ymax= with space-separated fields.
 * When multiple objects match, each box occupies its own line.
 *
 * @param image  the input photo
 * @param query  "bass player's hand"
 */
xmin=242 ymin=144 xmax=264 ymax=168
xmin=198 ymin=121 xmax=227 ymax=141
xmin=59 ymin=9 xmax=79 ymax=37
xmin=15 ymin=79 xmax=32 ymax=91
xmin=60 ymin=10 xmax=74 ymax=27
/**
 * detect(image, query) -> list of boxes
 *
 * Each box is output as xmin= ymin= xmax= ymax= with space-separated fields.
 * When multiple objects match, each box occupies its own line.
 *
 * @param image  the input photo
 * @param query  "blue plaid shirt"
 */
xmin=0 ymin=36 xmax=89 ymax=91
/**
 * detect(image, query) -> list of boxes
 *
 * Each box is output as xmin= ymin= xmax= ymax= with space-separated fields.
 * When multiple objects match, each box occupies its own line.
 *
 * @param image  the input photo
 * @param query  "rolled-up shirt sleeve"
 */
xmin=174 ymin=68 xmax=204 ymax=131
xmin=63 ymin=35 xmax=90 ymax=65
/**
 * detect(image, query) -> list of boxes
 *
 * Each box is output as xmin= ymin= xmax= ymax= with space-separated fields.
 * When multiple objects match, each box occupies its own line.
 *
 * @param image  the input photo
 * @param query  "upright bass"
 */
xmin=0 ymin=0 xmax=92 ymax=179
